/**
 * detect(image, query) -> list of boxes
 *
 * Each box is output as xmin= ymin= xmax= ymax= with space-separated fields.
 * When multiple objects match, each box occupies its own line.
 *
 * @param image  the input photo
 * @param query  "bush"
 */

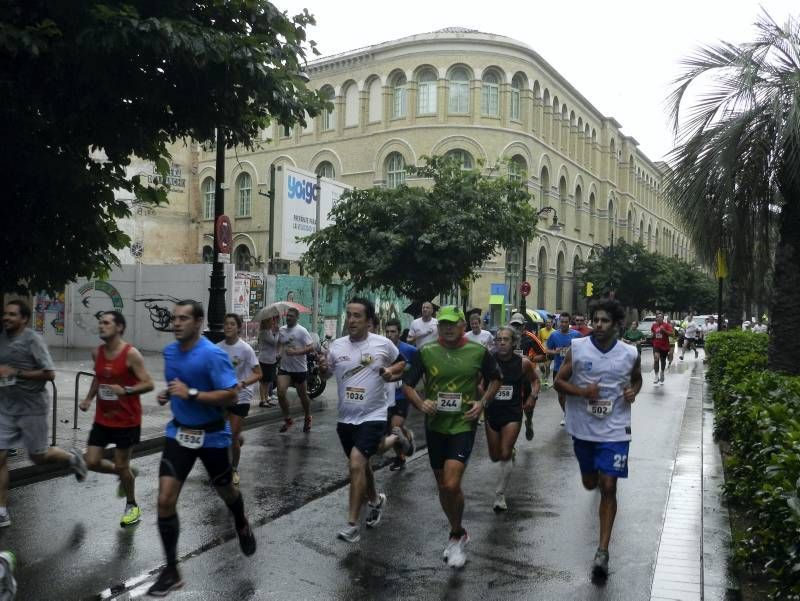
xmin=706 ymin=331 xmax=800 ymax=599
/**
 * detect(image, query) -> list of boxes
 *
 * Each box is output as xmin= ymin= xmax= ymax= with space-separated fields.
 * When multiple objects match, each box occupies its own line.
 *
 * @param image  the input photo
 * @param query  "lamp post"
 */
xmin=519 ymin=206 xmax=562 ymax=315
xmin=205 ymin=127 xmax=228 ymax=343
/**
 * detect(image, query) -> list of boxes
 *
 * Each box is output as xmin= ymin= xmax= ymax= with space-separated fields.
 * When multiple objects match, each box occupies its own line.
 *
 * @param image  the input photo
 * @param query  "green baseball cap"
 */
xmin=437 ymin=305 xmax=466 ymax=323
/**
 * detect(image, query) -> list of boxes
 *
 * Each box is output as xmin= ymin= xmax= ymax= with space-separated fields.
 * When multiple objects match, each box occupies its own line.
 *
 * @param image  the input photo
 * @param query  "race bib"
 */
xmin=655 ymin=332 xmax=663 ymax=339
xmin=344 ymin=386 xmax=366 ymax=403
xmin=0 ymin=376 xmax=17 ymax=388
xmin=560 ymin=348 xmax=568 ymax=357
xmin=495 ymin=386 xmax=514 ymax=402
xmin=587 ymin=398 xmax=613 ymax=418
xmin=436 ymin=392 xmax=462 ymax=413
xmin=97 ymin=384 xmax=119 ymax=401
xmin=176 ymin=427 xmax=204 ymax=449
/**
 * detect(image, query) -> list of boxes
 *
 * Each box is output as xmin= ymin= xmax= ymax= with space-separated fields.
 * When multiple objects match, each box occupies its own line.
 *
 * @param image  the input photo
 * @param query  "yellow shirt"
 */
xmin=538 ymin=326 xmax=554 ymax=343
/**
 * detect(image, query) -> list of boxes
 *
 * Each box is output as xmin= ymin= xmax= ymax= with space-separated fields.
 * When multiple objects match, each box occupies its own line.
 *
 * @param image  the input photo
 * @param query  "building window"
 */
xmin=234 ymin=245 xmax=252 ymax=271
xmin=508 ymin=155 xmax=526 ymax=182
xmin=385 ymin=152 xmax=406 ymax=189
xmin=392 ymin=74 xmax=407 ymax=118
xmin=202 ymin=245 xmax=214 ymax=264
xmin=510 ymin=75 xmax=523 ymax=120
xmin=320 ymin=86 xmax=335 ymax=131
xmin=281 ymin=124 xmax=291 ymax=138
xmin=368 ymin=77 xmax=382 ymax=122
xmin=481 ymin=72 xmax=499 ymax=116
xmin=236 ymin=173 xmax=251 ymax=217
xmin=448 ymin=67 xmax=470 ymax=114
xmin=315 ymin=161 xmax=335 ymax=179
xmin=445 ymin=149 xmax=473 ymax=170
xmin=417 ymin=69 xmax=438 ymax=115
xmin=202 ymin=177 xmax=215 ymax=220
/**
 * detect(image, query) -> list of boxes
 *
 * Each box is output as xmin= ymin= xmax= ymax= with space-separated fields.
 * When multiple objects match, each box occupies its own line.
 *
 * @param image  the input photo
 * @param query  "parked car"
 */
xmin=637 ymin=316 xmax=656 ymax=346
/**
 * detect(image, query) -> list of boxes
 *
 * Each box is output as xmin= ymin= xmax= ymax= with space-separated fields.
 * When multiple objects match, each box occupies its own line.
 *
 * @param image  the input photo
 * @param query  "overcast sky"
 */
xmin=276 ymin=0 xmax=796 ymax=163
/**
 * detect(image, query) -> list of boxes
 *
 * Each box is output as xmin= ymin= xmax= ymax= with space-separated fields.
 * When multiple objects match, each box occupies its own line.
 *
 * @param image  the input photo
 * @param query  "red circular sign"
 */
xmin=520 ymin=281 xmax=532 ymax=297
xmin=215 ymin=215 xmax=232 ymax=253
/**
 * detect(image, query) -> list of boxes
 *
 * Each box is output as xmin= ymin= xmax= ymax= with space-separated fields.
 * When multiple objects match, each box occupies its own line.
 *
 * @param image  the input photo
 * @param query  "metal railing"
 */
xmin=49 ymin=381 xmax=57 ymax=447
xmin=73 ymin=371 xmax=95 ymax=431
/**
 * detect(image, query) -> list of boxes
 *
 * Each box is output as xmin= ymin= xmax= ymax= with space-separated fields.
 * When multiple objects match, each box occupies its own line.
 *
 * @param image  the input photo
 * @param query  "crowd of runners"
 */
xmin=0 ymin=295 xmax=708 ymax=597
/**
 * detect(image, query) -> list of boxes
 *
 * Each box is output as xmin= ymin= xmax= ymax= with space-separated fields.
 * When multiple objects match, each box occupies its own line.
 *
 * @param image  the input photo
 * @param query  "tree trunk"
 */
xmin=725 ymin=277 xmax=744 ymax=329
xmin=767 ymin=196 xmax=800 ymax=375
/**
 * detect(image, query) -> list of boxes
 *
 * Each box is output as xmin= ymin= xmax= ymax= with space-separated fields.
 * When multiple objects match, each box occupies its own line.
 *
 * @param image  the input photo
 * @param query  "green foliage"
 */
xmin=706 ymin=331 xmax=800 ymax=599
xmin=577 ymin=240 xmax=716 ymax=314
xmin=0 ymin=1 xmax=327 ymax=294
xmin=302 ymin=155 xmax=538 ymax=301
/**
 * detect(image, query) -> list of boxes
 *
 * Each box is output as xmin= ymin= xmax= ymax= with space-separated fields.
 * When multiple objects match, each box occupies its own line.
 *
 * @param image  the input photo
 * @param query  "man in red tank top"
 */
xmin=79 ymin=311 xmax=154 ymax=527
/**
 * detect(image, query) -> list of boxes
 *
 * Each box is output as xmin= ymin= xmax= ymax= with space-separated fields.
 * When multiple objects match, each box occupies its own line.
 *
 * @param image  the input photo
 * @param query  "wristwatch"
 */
xmin=123 ymin=386 xmax=134 ymax=396
xmin=188 ymin=388 xmax=199 ymax=401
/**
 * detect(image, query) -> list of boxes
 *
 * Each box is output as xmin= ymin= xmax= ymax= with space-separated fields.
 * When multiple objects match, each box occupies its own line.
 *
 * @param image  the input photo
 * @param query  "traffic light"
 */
xmin=585 ymin=282 xmax=594 ymax=297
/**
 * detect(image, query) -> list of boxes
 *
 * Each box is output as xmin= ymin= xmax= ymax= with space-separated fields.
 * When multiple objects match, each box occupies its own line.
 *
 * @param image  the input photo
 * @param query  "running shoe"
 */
xmin=540 ymin=382 xmax=550 ymax=390
xmin=653 ymin=374 xmax=660 ymax=384
xmin=679 ymin=354 xmax=684 ymax=360
xmin=237 ymin=521 xmax=257 ymax=556
xmin=365 ymin=492 xmax=386 ymax=528
xmin=592 ymin=548 xmax=610 ymax=580
xmin=447 ymin=531 xmax=470 ymax=569
xmin=279 ymin=418 xmax=294 ymax=433
xmin=232 ymin=469 xmax=240 ymax=487
xmin=116 ymin=466 xmax=139 ymax=498
xmin=337 ymin=524 xmax=360 ymax=543
xmin=0 ymin=511 xmax=10 ymax=528
xmin=147 ymin=565 xmax=184 ymax=597
xmin=258 ymin=400 xmax=269 ymax=408
xmin=120 ymin=504 xmax=141 ymax=527
xmin=559 ymin=418 xmax=565 ymax=427
xmin=493 ymin=493 xmax=508 ymax=512
xmin=659 ymin=373 xmax=665 ymax=383
xmin=6 ymin=449 xmax=18 ymax=457
xmin=389 ymin=456 xmax=406 ymax=471
xmin=303 ymin=415 xmax=313 ymax=432
xmin=69 ymin=449 xmax=88 ymax=482
xmin=442 ymin=537 xmax=457 ymax=561
xmin=525 ymin=419 xmax=534 ymax=441
xmin=392 ymin=427 xmax=411 ymax=455
xmin=406 ymin=428 xmax=415 ymax=457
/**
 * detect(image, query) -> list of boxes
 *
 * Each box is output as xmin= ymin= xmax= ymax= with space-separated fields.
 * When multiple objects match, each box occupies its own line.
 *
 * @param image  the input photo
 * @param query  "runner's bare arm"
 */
xmin=380 ymin=358 xmax=406 ymax=382
xmin=624 ymin=355 xmax=643 ymax=403
xmin=79 ymin=349 xmax=100 ymax=411
xmin=126 ymin=347 xmax=155 ymax=395
xmin=242 ymin=363 xmax=262 ymax=387
xmin=523 ymin=358 xmax=540 ymax=408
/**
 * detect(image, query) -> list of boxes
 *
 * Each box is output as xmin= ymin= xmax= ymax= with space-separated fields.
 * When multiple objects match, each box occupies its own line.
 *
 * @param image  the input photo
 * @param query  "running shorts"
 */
xmin=336 ymin=421 xmax=385 ymax=459
xmin=572 ymin=437 xmax=630 ymax=478
xmin=0 ymin=413 xmax=48 ymax=456
xmin=158 ymin=437 xmax=233 ymax=485
xmin=485 ymin=403 xmax=523 ymax=432
xmin=278 ymin=370 xmax=308 ymax=385
xmin=88 ymin=423 xmax=141 ymax=450
xmin=228 ymin=403 xmax=251 ymax=418
xmin=259 ymin=362 xmax=277 ymax=383
xmin=425 ymin=428 xmax=476 ymax=470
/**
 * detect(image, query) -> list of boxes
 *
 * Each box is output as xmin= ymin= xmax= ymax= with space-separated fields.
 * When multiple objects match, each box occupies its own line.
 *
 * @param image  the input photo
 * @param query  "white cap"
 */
xmin=509 ymin=313 xmax=526 ymax=325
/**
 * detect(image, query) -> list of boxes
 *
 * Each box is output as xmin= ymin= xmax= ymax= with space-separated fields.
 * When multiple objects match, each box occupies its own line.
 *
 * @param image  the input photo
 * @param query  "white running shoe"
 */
xmin=69 ymin=449 xmax=88 ymax=482
xmin=493 ymin=493 xmax=508 ymax=512
xmin=337 ymin=524 xmax=360 ymax=543
xmin=365 ymin=493 xmax=386 ymax=528
xmin=653 ymin=374 xmax=660 ymax=384
xmin=0 ymin=511 xmax=10 ymax=528
xmin=447 ymin=531 xmax=470 ymax=569
xmin=659 ymin=373 xmax=665 ymax=383
xmin=559 ymin=418 xmax=565 ymax=426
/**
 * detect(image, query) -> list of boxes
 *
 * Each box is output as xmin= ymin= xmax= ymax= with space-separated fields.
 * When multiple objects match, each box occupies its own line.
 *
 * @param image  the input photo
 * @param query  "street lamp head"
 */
xmin=535 ymin=206 xmax=562 ymax=232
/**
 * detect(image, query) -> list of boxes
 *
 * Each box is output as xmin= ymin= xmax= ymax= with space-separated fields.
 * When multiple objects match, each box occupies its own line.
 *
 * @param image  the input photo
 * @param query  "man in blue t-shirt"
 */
xmin=147 ymin=300 xmax=256 ymax=597
xmin=546 ymin=312 xmax=581 ymax=426
xmin=384 ymin=319 xmax=417 ymax=471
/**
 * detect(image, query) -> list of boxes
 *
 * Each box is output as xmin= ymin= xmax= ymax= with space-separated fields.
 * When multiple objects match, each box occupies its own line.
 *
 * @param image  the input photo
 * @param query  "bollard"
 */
xmin=73 ymin=371 xmax=95 ymax=430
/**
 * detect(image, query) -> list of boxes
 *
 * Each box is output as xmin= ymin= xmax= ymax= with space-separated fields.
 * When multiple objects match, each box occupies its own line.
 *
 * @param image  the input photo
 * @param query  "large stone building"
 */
xmin=195 ymin=28 xmax=692 ymax=318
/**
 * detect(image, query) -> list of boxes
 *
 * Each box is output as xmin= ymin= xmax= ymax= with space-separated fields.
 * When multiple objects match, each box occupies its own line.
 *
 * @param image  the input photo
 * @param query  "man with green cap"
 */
xmin=402 ymin=306 xmax=502 ymax=569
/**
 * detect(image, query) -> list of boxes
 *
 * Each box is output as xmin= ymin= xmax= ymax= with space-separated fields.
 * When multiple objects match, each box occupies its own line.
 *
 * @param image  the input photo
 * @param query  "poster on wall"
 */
xmin=34 ymin=291 xmax=65 ymax=336
xmin=233 ymin=274 xmax=251 ymax=318
xmin=235 ymin=271 xmax=265 ymax=342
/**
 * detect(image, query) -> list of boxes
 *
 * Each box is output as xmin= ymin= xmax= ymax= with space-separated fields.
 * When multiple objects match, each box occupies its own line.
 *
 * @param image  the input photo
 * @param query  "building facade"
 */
xmin=195 ymin=28 xmax=692 ymax=317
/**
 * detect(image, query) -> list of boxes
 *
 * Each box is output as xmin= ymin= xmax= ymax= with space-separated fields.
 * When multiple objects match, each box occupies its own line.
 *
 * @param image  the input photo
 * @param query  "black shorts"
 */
xmin=337 ymin=421 xmax=385 ymax=459
xmin=387 ymin=398 xmax=409 ymax=420
xmin=87 ymin=423 xmax=141 ymax=450
xmin=485 ymin=403 xmax=523 ymax=432
xmin=278 ymin=370 xmax=308 ymax=385
xmin=228 ymin=403 xmax=250 ymax=418
xmin=158 ymin=437 xmax=233 ymax=486
xmin=259 ymin=362 xmax=277 ymax=383
xmin=426 ymin=428 xmax=477 ymax=470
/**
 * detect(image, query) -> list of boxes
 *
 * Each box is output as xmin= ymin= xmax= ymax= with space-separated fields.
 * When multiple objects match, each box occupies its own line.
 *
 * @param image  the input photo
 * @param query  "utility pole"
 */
xmin=205 ymin=127 xmax=228 ymax=343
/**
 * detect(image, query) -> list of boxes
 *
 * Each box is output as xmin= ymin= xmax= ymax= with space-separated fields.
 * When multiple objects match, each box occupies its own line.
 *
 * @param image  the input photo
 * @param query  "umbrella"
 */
xmin=535 ymin=309 xmax=551 ymax=320
xmin=525 ymin=309 xmax=544 ymax=324
xmin=253 ymin=301 xmax=311 ymax=322
xmin=403 ymin=301 xmax=440 ymax=318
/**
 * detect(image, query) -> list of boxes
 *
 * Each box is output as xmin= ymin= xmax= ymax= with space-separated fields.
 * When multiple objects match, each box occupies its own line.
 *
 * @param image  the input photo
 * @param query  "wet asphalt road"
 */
xmin=4 ymin=356 xmax=699 ymax=600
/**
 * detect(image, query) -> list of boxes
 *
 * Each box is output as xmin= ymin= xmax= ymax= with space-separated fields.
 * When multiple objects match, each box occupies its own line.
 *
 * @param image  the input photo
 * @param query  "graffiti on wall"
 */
xmin=75 ymin=281 xmax=125 ymax=334
xmin=34 ymin=292 xmax=65 ymax=335
xmin=132 ymin=295 xmax=182 ymax=332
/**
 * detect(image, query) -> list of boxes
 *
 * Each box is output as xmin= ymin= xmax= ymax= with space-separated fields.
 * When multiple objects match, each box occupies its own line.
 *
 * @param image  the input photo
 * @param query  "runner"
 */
xmin=465 ymin=313 xmax=494 ymax=350
xmin=680 ymin=314 xmax=699 ymax=360
xmin=537 ymin=317 xmax=555 ymax=386
xmin=508 ymin=313 xmax=546 ymax=440
xmin=402 ymin=306 xmax=502 ymax=569
xmin=622 ymin=320 xmax=645 ymax=356
xmin=276 ymin=307 xmax=314 ymax=433
xmin=217 ymin=313 xmax=262 ymax=487
xmin=485 ymin=326 xmax=540 ymax=511
xmin=571 ymin=313 xmax=593 ymax=336
xmin=318 ymin=298 xmax=404 ymax=543
xmin=554 ymin=298 xmax=642 ymax=581
xmin=148 ymin=300 xmax=256 ymax=597
xmin=384 ymin=318 xmax=417 ymax=471
xmin=545 ymin=312 xmax=581 ymax=426
xmin=256 ymin=316 xmax=280 ymax=407
xmin=407 ymin=301 xmax=438 ymax=349
xmin=78 ymin=311 xmax=154 ymax=527
xmin=650 ymin=312 xmax=673 ymax=384
xmin=0 ymin=300 xmax=87 ymax=528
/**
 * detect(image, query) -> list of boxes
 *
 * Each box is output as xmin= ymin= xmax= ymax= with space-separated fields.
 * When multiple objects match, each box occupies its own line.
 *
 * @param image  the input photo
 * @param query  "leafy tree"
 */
xmin=665 ymin=12 xmax=799 ymax=374
xmin=302 ymin=156 xmax=538 ymax=302
xmin=0 ymin=1 xmax=327 ymax=295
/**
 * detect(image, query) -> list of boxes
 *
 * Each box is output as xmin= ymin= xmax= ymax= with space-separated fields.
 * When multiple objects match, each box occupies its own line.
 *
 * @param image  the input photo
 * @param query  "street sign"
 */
xmin=215 ymin=215 xmax=232 ymax=254
xmin=520 ymin=281 xmax=531 ymax=297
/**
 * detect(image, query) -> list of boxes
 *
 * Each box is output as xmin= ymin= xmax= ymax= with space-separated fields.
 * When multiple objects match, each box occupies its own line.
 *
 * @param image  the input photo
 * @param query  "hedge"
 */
xmin=706 ymin=331 xmax=800 ymax=600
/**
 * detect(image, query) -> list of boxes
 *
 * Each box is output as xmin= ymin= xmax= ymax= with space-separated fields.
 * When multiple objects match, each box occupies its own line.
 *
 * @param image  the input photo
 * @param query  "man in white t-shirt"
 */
xmin=277 ymin=308 xmax=314 ymax=433
xmin=465 ymin=313 xmax=494 ymax=350
xmin=217 ymin=314 xmax=262 ymax=487
xmin=408 ymin=302 xmax=438 ymax=349
xmin=680 ymin=313 xmax=700 ymax=360
xmin=319 ymin=298 xmax=404 ymax=543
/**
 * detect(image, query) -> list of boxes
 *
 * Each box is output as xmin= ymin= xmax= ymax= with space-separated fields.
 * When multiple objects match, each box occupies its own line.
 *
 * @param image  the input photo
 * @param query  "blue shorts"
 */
xmin=572 ymin=438 xmax=630 ymax=478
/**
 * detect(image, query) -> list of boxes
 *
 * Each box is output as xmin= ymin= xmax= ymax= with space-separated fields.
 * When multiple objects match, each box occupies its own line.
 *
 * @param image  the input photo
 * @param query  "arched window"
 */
xmin=417 ymin=69 xmax=438 ymax=115
xmin=574 ymin=185 xmax=583 ymax=231
xmin=392 ymin=73 xmax=407 ymax=118
xmin=202 ymin=177 xmax=215 ymax=220
xmin=481 ymin=71 xmax=499 ymax=116
xmin=234 ymin=245 xmax=252 ymax=271
xmin=508 ymin=155 xmax=526 ymax=182
xmin=559 ymin=176 xmax=568 ymax=229
xmin=236 ymin=173 xmax=252 ymax=217
xmin=448 ymin=67 xmax=470 ymax=114
xmin=315 ymin=161 xmax=335 ymax=179
xmin=368 ymin=77 xmax=382 ymax=123
xmin=202 ymin=245 xmax=214 ymax=264
xmin=320 ymin=86 xmax=335 ymax=131
xmin=556 ymin=252 xmax=565 ymax=310
xmin=589 ymin=192 xmax=596 ymax=238
xmin=344 ymin=82 xmax=359 ymax=127
xmin=445 ymin=149 xmax=473 ymax=170
xmin=510 ymin=74 xmax=524 ymax=120
xmin=540 ymin=166 xmax=550 ymax=210
xmin=385 ymin=152 xmax=406 ymax=189
xmin=537 ymin=247 xmax=548 ymax=309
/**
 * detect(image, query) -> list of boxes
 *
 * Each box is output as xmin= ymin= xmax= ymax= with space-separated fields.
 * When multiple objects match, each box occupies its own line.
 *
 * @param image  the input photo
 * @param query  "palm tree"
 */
xmin=665 ymin=11 xmax=799 ymax=375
